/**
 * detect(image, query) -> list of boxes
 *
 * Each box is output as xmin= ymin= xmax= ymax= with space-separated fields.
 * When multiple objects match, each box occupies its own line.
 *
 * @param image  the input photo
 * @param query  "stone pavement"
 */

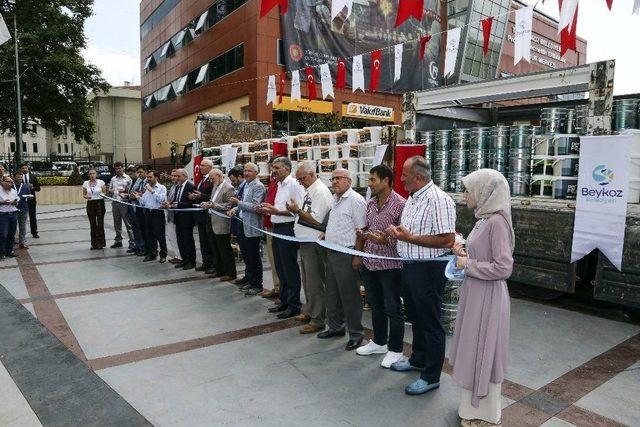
xmin=0 ymin=204 xmax=638 ymax=426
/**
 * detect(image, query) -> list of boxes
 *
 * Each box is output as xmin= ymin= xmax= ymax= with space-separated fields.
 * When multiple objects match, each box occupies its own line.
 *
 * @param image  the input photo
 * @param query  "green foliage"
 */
xmin=67 ymin=165 xmax=83 ymax=185
xmin=38 ymin=176 xmax=70 ymax=186
xmin=298 ymin=113 xmax=358 ymax=133
xmin=0 ymin=0 xmax=109 ymax=144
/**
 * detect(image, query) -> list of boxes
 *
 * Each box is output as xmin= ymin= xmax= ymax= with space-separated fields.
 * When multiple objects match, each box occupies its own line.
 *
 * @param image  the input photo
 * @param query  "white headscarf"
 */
xmin=462 ymin=169 xmax=515 ymax=246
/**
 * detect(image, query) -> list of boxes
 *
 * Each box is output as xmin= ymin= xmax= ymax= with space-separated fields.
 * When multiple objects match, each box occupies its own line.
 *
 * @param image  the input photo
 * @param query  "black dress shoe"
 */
xmin=277 ymin=309 xmax=300 ymax=319
xmin=234 ymin=277 xmax=248 ymax=285
xmin=143 ymin=256 xmax=155 ymax=262
xmin=182 ymin=262 xmax=195 ymax=270
xmin=174 ymin=263 xmax=184 ymax=269
xmin=126 ymin=248 xmax=137 ymax=253
xmin=195 ymin=265 xmax=206 ymax=272
xmin=32 ymin=233 xmax=39 ymax=238
xmin=110 ymin=242 xmax=123 ymax=248
xmin=159 ymin=257 xmax=166 ymax=263
xmin=345 ymin=337 xmax=364 ymax=351
xmin=136 ymin=251 xmax=146 ymax=256
xmin=317 ymin=330 xmax=346 ymax=339
xmin=268 ymin=304 xmax=288 ymax=313
xmin=205 ymin=269 xmax=216 ymax=275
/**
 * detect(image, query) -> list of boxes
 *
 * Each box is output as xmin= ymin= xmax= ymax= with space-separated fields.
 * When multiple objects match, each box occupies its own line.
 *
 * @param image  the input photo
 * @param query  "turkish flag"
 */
xmin=370 ymin=50 xmax=382 ymax=92
xmin=260 ymin=0 xmax=288 ymax=18
xmin=336 ymin=58 xmax=346 ymax=89
xmin=272 ymin=142 xmax=288 ymax=158
xmin=559 ymin=0 xmax=578 ymax=55
xmin=305 ymin=67 xmax=317 ymax=101
xmin=419 ymin=35 xmax=431 ymax=60
xmin=395 ymin=0 xmax=424 ymax=27
xmin=278 ymin=71 xmax=286 ymax=104
xmin=393 ymin=145 xmax=425 ymax=198
xmin=193 ymin=154 xmax=204 ymax=186
xmin=481 ymin=17 xmax=493 ymax=56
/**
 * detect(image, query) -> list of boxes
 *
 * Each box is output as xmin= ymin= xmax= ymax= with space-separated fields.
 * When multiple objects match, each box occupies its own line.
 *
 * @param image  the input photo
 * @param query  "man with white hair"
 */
xmin=189 ymin=158 xmax=216 ymax=274
xmin=286 ymin=161 xmax=332 ymax=334
xmin=170 ymin=168 xmax=197 ymax=270
xmin=318 ymin=168 xmax=367 ymax=351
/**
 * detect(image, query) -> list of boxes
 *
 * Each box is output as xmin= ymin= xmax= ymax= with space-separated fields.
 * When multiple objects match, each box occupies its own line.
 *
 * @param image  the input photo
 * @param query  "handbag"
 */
xmin=296 ymin=194 xmax=330 ymax=232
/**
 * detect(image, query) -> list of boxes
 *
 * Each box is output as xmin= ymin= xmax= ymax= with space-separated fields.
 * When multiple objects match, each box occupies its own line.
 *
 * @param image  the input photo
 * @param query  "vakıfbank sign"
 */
xmin=343 ymin=103 xmax=394 ymax=122
xmin=571 ymin=135 xmax=634 ymax=271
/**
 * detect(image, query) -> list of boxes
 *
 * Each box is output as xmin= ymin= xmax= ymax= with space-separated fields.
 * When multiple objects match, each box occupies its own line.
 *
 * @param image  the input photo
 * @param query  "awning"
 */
xmin=173 ymin=28 xmax=188 ymax=46
xmin=156 ymin=85 xmax=176 ymax=102
xmin=144 ymin=95 xmax=155 ymax=109
xmin=195 ymin=63 xmax=209 ymax=85
xmin=160 ymin=40 xmax=173 ymax=57
xmin=172 ymin=75 xmax=188 ymax=94
xmin=195 ymin=10 xmax=209 ymax=33
xmin=143 ymin=56 xmax=155 ymax=71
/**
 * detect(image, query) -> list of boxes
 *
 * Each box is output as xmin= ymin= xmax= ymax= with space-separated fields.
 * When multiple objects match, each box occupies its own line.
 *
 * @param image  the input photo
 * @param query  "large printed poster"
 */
xmin=281 ymin=0 xmax=442 ymax=93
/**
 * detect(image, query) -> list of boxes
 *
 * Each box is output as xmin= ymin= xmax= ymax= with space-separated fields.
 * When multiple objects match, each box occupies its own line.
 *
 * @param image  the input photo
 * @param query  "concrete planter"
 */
xmin=38 ymin=186 xmax=85 ymax=205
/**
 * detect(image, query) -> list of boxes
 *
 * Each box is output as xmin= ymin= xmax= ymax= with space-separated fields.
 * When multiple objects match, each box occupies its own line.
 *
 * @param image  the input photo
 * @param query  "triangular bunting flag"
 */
xmin=0 ymin=13 xmax=10 ymax=46
xmin=370 ymin=50 xmax=382 ymax=92
xmin=331 ymin=0 xmax=354 ymax=20
xmin=352 ymin=54 xmax=365 ymax=93
xmin=266 ymin=75 xmax=276 ymax=105
xmin=395 ymin=0 xmax=424 ymax=27
xmin=260 ymin=0 xmax=288 ymax=18
xmin=559 ymin=0 xmax=579 ymax=56
xmin=444 ymin=27 xmax=461 ymax=78
xmin=291 ymin=70 xmax=301 ymax=101
xmin=481 ymin=17 xmax=493 ymax=56
xmin=514 ymin=6 xmax=533 ymax=65
xmin=558 ymin=0 xmax=578 ymax=34
xmin=278 ymin=71 xmax=286 ymax=104
xmin=320 ymin=63 xmax=334 ymax=99
xmin=634 ymin=0 xmax=640 ymax=15
xmin=605 ymin=0 xmax=613 ymax=10
xmin=394 ymin=44 xmax=403 ymax=82
xmin=305 ymin=67 xmax=317 ymax=101
xmin=419 ymin=35 xmax=431 ymax=60
xmin=336 ymin=58 xmax=346 ymax=89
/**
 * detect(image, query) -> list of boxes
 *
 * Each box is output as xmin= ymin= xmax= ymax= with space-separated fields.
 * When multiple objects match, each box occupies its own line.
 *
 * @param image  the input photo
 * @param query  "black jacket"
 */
xmin=23 ymin=172 xmax=40 ymax=202
xmin=174 ymin=181 xmax=196 ymax=226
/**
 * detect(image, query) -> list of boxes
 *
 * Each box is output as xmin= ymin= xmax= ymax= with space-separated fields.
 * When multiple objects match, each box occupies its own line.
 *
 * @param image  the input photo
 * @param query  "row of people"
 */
xmin=0 ymin=172 xmax=35 ymax=259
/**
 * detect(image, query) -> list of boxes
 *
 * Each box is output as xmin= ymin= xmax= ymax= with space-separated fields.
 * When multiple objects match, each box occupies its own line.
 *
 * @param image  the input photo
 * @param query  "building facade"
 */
xmin=140 ymin=0 xmax=587 ymax=163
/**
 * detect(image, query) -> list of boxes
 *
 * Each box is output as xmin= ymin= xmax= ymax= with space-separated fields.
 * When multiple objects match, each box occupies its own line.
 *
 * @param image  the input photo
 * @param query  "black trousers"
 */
xmin=196 ymin=211 xmax=215 ymax=268
xmin=272 ymin=222 xmax=301 ymax=310
xmin=360 ymin=266 xmax=404 ymax=353
xmin=243 ymin=235 xmax=262 ymax=289
xmin=86 ymin=200 xmax=106 ymax=248
xmin=175 ymin=215 xmax=196 ymax=264
xmin=402 ymin=261 xmax=448 ymax=384
xmin=144 ymin=210 xmax=167 ymax=258
xmin=212 ymin=232 xmax=236 ymax=277
xmin=28 ymin=198 xmax=37 ymax=235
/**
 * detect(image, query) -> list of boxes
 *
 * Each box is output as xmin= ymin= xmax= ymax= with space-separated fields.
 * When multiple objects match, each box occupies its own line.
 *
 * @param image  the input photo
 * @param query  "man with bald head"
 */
xmin=171 ymin=168 xmax=197 ymax=270
xmin=189 ymin=158 xmax=216 ymax=273
xmin=319 ymin=168 xmax=367 ymax=351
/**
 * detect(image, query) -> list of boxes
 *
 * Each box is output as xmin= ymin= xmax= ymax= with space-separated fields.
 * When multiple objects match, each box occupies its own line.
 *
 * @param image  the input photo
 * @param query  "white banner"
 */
xmin=291 ymin=70 xmax=301 ymax=101
xmin=0 ymin=13 xmax=10 ymax=46
xmin=571 ymin=135 xmax=634 ymax=271
xmin=394 ymin=43 xmax=403 ymax=82
xmin=444 ymin=27 xmax=461 ymax=78
xmin=352 ymin=54 xmax=365 ymax=93
xmin=331 ymin=0 xmax=354 ymax=20
xmin=221 ymin=146 xmax=238 ymax=172
xmin=266 ymin=75 xmax=276 ymax=105
xmin=514 ymin=6 xmax=533 ymax=65
xmin=320 ymin=63 xmax=334 ymax=100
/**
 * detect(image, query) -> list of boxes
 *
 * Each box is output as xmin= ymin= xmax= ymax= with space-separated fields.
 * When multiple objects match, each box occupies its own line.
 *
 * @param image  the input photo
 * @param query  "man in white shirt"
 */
xmin=260 ymin=157 xmax=305 ymax=319
xmin=0 ymin=177 xmax=20 ymax=260
xmin=320 ymin=168 xmax=367 ymax=351
xmin=132 ymin=170 xmax=168 ymax=263
xmin=286 ymin=161 xmax=333 ymax=334
xmin=108 ymin=161 xmax=134 ymax=249
xmin=386 ymin=156 xmax=456 ymax=396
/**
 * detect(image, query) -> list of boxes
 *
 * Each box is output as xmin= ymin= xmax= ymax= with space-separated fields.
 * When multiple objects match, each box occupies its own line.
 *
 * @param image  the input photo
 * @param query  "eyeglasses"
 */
xmin=330 ymin=176 xmax=349 ymax=182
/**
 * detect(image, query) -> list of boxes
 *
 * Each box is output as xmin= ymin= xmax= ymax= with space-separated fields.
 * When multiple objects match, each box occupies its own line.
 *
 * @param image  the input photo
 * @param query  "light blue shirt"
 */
xmin=139 ymin=183 xmax=167 ymax=209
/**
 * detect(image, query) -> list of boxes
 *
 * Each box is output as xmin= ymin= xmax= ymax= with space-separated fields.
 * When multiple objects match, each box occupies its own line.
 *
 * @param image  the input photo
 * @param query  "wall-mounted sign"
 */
xmin=342 ymin=103 xmax=394 ymax=122
xmin=506 ymin=26 xmax=568 ymax=70
xmin=272 ymin=96 xmax=333 ymax=114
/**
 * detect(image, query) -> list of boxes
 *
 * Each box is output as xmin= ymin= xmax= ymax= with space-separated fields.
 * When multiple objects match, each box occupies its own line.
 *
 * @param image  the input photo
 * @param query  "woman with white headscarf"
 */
xmin=449 ymin=169 xmax=514 ymax=427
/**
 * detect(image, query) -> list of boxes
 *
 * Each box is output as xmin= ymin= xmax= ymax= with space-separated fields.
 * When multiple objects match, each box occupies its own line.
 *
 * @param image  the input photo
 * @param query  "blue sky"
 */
xmin=82 ymin=0 xmax=640 ymax=94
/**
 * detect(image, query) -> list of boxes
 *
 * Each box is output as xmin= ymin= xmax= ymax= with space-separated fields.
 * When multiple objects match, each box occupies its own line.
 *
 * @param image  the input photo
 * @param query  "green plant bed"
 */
xmin=39 ymin=176 xmax=70 ymax=186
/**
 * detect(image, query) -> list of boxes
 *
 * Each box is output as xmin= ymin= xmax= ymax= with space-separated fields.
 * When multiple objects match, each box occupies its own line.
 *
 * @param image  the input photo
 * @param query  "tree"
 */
xmin=299 ymin=112 xmax=358 ymax=133
xmin=0 ymin=0 xmax=109 ymax=144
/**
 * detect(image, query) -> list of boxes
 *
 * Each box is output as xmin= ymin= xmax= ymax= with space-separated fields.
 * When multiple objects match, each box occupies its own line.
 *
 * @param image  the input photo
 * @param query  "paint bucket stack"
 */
xmin=469 ymin=127 xmax=490 ymax=172
xmin=418 ymin=131 xmax=435 ymax=164
xmin=508 ymin=125 xmax=533 ymax=197
xmin=552 ymin=135 xmax=580 ymax=199
xmin=489 ymin=126 xmax=509 ymax=174
xmin=629 ymin=133 xmax=640 ymax=203
xmin=574 ymin=105 xmax=589 ymax=135
xmin=432 ymin=130 xmax=451 ymax=189
xmin=541 ymin=107 xmax=569 ymax=135
xmin=442 ymin=279 xmax=462 ymax=336
xmin=612 ymin=99 xmax=639 ymax=132
xmin=448 ymin=129 xmax=469 ymax=193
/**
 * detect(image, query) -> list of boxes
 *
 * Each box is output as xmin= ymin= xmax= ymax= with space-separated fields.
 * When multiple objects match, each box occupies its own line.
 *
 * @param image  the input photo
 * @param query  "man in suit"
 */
xmin=163 ymin=169 xmax=181 ymax=263
xmin=202 ymin=168 xmax=237 ymax=281
xmin=19 ymin=163 xmax=40 ymax=238
xmin=228 ymin=162 xmax=265 ymax=296
xmin=228 ymin=167 xmax=247 ymax=284
xmin=188 ymin=159 xmax=216 ymax=273
xmin=127 ymin=165 xmax=148 ymax=256
xmin=170 ymin=169 xmax=197 ymax=270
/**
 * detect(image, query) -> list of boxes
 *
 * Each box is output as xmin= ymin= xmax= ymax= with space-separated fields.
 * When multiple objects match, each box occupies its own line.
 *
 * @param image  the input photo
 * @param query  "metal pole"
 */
xmin=13 ymin=11 xmax=22 ymax=171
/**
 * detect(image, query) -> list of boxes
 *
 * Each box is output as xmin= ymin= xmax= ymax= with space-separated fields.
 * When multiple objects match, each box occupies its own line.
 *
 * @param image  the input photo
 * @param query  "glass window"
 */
xmin=33 ymin=143 xmax=38 ymax=153
xmin=471 ymin=60 xmax=481 ymax=76
xmin=64 ymin=144 xmax=69 ymax=154
xmin=10 ymin=142 xmax=15 ymax=152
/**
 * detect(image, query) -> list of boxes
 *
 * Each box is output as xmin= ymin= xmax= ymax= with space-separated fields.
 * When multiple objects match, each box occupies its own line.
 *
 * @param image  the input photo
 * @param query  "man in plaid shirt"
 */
xmin=386 ymin=156 xmax=456 ymax=396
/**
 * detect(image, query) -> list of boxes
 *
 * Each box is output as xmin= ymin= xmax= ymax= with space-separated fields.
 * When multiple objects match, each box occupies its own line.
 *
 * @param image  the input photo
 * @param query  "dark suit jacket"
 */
xmin=193 ymin=176 xmax=214 ymax=204
xmin=24 ymin=172 xmax=40 ymax=202
xmin=174 ymin=181 xmax=196 ymax=227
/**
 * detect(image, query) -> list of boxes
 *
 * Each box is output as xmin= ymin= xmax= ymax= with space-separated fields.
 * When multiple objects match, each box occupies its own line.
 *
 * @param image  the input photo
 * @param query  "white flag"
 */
xmin=634 ymin=0 xmax=640 ymax=15
xmin=394 ymin=44 xmax=403 ymax=82
xmin=514 ymin=6 xmax=532 ymax=65
xmin=352 ymin=54 xmax=365 ymax=93
xmin=266 ymin=75 xmax=276 ymax=105
xmin=331 ymin=0 xmax=354 ymax=21
xmin=444 ymin=27 xmax=461 ymax=78
xmin=291 ymin=70 xmax=301 ymax=101
xmin=320 ymin=63 xmax=334 ymax=100
xmin=558 ymin=0 xmax=579 ymax=33
xmin=0 ymin=13 xmax=11 ymax=46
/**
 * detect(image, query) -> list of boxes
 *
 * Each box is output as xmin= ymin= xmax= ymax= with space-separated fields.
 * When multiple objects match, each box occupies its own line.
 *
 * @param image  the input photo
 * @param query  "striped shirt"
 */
xmin=325 ymin=188 xmax=367 ymax=248
xmin=363 ymin=190 xmax=406 ymax=271
xmin=398 ymin=182 xmax=456 ymax=259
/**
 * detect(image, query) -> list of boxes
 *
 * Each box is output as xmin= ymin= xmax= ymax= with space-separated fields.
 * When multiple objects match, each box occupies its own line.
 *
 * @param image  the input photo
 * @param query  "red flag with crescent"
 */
xmin=481 ymin=17 xmax=493 ymax=56
xmin=336 ymin=58 xmax=346 ymax=89
xmin=370 ymin=50 xmax=382 ymax=92
xmin=395 ymin=0 xmax=424 ymax=27
xmin=419 ymin=35 xmax=431 ymax=60
xmin=305 ymin=67 xmax=317 ymax=101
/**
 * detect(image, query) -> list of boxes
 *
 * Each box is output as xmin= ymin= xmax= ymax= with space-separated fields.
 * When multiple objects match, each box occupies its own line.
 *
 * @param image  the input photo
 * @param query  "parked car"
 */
xmin=81 ymin=164 xmax=113 ymax=183
xmin=30 ymin=161 xmax=58 ymax=177
xmin=53 ymin=161 xmax=78 ymax=177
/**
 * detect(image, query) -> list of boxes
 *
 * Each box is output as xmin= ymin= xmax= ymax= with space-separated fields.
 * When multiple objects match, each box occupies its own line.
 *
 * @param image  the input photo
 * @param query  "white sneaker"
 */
xmin=381 ymin=351 xmax=405 ymax=368
xmin=356 ymin=340 xmax=388 ymax=356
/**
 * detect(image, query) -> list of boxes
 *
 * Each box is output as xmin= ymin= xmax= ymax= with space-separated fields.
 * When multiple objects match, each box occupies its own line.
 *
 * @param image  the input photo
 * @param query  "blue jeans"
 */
xmin=0 ymin=212 xmax=18 ymax=256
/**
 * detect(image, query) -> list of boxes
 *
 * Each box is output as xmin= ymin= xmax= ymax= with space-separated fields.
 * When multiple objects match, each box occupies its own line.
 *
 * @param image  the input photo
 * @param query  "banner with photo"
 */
xmin=571 ymin=134 xmax=634 ymax=271
xmin=280 ymin=0 xmax=442 ymax=92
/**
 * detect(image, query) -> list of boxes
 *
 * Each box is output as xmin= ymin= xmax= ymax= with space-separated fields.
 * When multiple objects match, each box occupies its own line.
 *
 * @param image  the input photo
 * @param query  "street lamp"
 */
xmin=8 ymin=0 xmax=23 ymax=172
